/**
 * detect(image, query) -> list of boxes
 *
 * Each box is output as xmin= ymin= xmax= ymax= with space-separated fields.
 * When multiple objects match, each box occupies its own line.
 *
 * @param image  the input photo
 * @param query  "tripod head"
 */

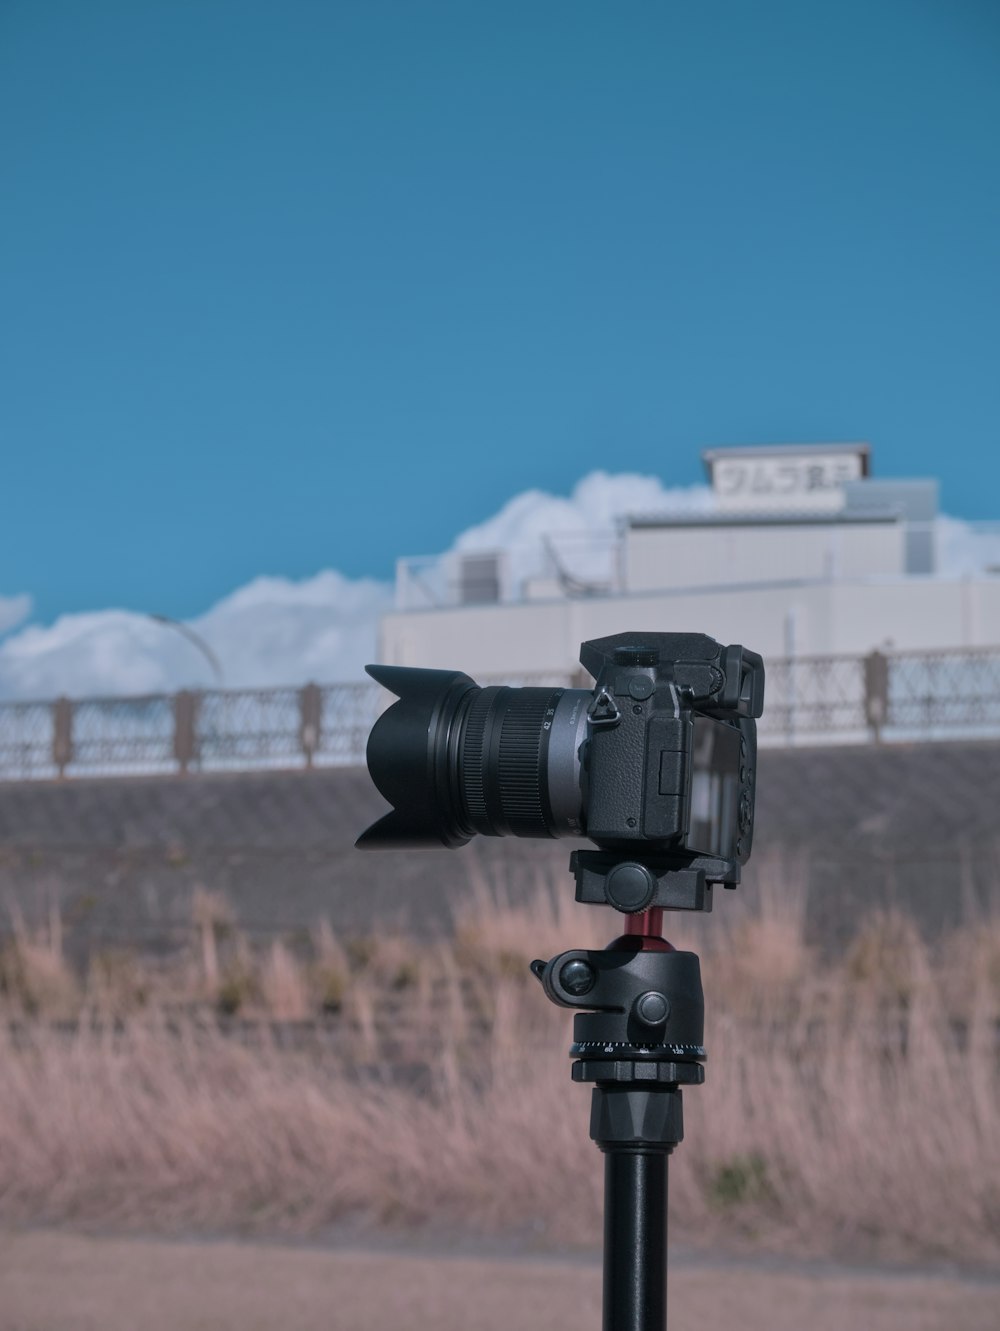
xmin=531 ymin=844 xmax=715 ymax=1080
xmin=531 ymin=932 xmax=705 ymax=1074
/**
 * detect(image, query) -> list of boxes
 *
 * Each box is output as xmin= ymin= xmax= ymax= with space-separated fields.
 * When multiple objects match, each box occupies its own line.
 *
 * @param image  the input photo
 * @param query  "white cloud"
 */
xmin=0 ymin=593 xmax=32 ymax=637
xmin=454 ymin=471 xmax=713 ymax=553
xmin=2 ymin=474 xmax=997 ymax=701
xmin=451 ymin=471 xmax=715 ymax=595
xmin=192 ymin=571 xmax=392 ymax=687
xmin=0 ymin=574 xmax=391 ymax=701
xmin=0 ymin=610 xmax=194 ymax=700
xmin=0 ymin=472 xmax=710 ymax=700
xmin=935 ymin=516 xmax=1000 ymax=577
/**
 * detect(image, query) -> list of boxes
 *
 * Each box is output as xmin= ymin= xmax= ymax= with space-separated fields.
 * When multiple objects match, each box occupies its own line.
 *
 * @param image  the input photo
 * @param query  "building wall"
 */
xmin=378 ymin=576 xmax=1000 ymax=675
xmin=624 ymin=520 xmax=905 ymax=592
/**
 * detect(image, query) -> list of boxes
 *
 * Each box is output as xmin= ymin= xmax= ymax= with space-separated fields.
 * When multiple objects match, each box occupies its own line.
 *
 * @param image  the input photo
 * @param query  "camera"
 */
xmin=356 ymin=632 xmax=764 ymax=892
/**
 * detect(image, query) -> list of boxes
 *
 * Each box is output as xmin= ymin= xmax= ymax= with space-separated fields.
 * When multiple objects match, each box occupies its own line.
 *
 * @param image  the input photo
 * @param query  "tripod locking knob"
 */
xmin=604 ymin=862 xmax=656 ymax=913
xmin=559 ymin=958 xmax=597 ymax=996
xmin=634 ymin=991 xmax=670 ymax=1028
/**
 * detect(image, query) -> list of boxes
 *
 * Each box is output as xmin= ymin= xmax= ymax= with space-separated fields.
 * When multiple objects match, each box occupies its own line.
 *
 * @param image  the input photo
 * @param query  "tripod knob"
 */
xmin=605 ymin=862 xmax=656 ymax=913
xmin=633 ymin=991 xmax=670 ymax=1029
xmin=559 ymin=958 xmax=597 ymax=996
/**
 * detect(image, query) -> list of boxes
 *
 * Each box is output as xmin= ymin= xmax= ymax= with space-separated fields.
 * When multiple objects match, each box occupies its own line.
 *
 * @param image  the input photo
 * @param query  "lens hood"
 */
xmin=355 ymin=664 xmax=477 ymax=849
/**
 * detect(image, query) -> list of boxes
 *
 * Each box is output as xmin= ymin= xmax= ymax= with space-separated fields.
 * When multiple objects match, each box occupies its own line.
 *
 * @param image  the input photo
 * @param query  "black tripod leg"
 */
xmin=591 ymin=1086 xmax=683 ymax=1331
xmin=602 ymin=1147 xmax=668 ymax=1331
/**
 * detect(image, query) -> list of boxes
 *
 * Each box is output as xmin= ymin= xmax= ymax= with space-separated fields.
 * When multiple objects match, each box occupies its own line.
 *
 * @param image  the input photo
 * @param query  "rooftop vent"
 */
xmin=458 ymin=552 xmax=502 ymax=605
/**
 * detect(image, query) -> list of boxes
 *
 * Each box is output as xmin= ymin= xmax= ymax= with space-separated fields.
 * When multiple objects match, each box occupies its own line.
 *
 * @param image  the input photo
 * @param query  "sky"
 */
xmin=2 ymin=0 xmax=999 ymax=695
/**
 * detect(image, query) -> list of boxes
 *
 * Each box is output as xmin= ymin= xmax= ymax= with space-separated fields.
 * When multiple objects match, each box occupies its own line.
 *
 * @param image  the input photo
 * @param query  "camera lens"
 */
xmin=460 ymin=686 xmax=587 ymax=838
xmin=356 ymin=665 xmax=589 ymax=849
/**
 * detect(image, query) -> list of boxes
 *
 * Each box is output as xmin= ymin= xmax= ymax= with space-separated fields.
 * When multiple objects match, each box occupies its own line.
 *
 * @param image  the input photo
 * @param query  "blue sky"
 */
xmin=2 ymin=0 xmax=999 ymax=627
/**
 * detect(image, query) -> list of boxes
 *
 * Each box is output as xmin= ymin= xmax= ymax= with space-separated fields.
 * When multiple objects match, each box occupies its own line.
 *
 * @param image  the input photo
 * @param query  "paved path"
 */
xmin=0 ymin=1231 xmax=997 ymax=1331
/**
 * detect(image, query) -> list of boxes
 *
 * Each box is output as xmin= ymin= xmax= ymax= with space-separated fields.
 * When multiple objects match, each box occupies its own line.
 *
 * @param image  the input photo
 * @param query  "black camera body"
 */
xmin=580 ymin=633 xmax=762 ymax=860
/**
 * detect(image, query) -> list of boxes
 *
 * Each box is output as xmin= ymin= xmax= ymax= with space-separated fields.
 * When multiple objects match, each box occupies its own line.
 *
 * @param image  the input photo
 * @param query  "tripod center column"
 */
xmin=592 ymin=1087 xmax=683 ymax=1331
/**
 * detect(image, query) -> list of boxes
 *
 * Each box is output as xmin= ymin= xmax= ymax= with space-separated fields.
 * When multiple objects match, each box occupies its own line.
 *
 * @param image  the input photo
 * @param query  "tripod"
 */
xmin=531 ymin=850 xmax=714 ymax=1331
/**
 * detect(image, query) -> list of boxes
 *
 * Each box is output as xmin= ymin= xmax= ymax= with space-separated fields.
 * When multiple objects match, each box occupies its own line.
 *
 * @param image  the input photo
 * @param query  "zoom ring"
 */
xmin=458 ymin=687 xmax=560 ymax=837
xmin=496 ymin=693 xmax=554 ymax=834
xmin=458 ymin=687 xmax=497 ymax=832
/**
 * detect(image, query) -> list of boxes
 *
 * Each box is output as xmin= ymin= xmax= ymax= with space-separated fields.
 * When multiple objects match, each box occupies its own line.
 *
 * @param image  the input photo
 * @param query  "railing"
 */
xmin=0 ymin=683 xmax=382 ymax=781
xmin=761 ymin=646 xmax=1000 ymax=745
xmin=394 ymin=520 xmax=1000 ymax=612
xmin=1 ymin=648 xmax=999 ymax=781
xmin=395 ymin=532 xmax=625 ymax=610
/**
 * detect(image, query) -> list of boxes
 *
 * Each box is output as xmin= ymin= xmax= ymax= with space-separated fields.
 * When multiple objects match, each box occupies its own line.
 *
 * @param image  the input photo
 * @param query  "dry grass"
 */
xmin=0 ymin=870 xmax=998 ymax=1265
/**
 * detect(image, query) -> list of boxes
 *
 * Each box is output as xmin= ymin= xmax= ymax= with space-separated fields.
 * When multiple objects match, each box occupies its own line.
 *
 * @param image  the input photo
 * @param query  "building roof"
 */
xmin=627 ymin=507 xmax=902 ymax=530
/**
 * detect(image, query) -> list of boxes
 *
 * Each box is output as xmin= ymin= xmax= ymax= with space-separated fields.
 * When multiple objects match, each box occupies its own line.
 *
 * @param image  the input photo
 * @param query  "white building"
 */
xmin=378 ymin=443 xmax=1000 ymax=679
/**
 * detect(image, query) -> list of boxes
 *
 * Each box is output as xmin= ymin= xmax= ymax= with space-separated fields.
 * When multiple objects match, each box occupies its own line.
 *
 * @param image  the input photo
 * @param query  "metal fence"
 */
xmin=762 ymin=646 xmax=1000 ymax=745
xmin=0 ymin=682 xmax=382 ymax=781
xmin=1 ymin=647 xmax=999 ymax=781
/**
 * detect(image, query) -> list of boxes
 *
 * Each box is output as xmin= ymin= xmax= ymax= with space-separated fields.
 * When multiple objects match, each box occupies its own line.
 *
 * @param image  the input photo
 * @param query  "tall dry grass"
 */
xmin=0 ymin=870 xmax=998 ymax=1264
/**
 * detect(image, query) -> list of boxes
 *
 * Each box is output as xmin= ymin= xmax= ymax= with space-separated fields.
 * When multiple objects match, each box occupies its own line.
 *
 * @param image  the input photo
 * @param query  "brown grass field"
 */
xmin=0 ymin=869 xmax=998 ymax=1326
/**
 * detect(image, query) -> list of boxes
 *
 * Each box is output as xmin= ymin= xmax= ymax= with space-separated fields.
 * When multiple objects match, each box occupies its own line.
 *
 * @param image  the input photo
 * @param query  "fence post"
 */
xmin=173 ymin=690 xmax=199 ymax=774
xmin=864 ymin=650 xmax=889 ymax=743
xmin=52 ymin=696 xmax=73 ymax=777
xmin=299 ymin=682 xmax=322 ymax=769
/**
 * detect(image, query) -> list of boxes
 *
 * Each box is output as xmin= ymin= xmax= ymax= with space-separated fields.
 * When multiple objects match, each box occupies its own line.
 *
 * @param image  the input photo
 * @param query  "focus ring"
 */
xmin=458 ymin=687 xmax=562 ymax=837
xmin=459 ymin=687 xmax=502 ymax=834
xmin=497 ymin=692 xmax=553 ymax=834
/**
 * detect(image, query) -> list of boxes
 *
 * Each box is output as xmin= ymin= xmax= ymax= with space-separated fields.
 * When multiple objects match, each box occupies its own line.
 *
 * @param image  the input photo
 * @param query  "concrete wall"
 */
xmin=2 ymin=740 xmax=999 ymax=960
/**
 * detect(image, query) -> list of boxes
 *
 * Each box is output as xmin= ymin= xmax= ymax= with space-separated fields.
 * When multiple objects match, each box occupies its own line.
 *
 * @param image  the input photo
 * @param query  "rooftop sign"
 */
xmin=702 ymin=443 xmax=870 ymax=513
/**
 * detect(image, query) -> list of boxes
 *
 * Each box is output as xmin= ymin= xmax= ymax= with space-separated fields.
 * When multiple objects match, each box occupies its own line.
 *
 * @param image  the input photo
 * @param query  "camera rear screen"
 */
xmin=687 ymin=716 xmax=742 ymax=857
